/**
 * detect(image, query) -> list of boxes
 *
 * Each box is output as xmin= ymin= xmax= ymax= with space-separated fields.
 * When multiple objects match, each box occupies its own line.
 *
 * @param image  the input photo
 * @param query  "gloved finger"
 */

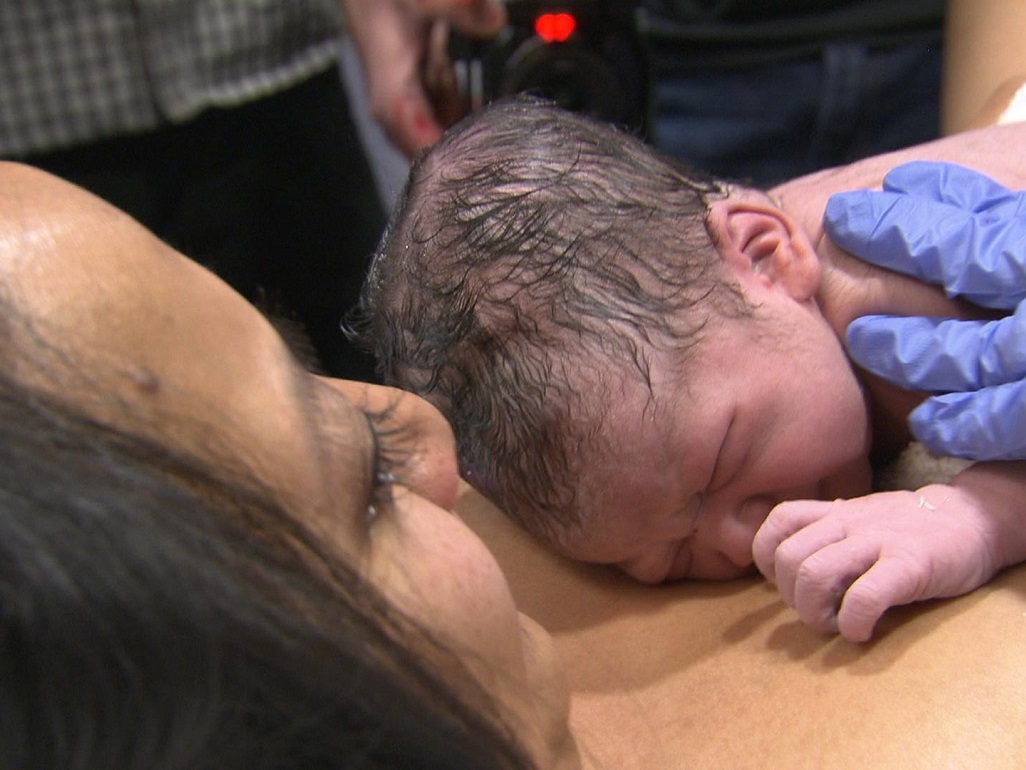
xmin=881 ymin=161 xmax=1018 ymax=214
xmin=909 ymin=379 xmax=1026 ymax=461
xmin=846 ymin=305 xmax=1026 ymax=392
xmin=824 ymin=166 xmax=1026 ymax=309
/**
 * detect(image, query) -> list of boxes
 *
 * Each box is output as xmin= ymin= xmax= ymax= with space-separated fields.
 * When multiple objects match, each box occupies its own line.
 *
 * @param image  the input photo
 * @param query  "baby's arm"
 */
xmin=752 ymin=461 xmax=1026 ymax=643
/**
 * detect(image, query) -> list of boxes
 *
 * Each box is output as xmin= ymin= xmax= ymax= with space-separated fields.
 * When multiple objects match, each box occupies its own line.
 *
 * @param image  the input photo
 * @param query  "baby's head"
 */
xmin=355 ymin=98 xmax=872 ymax=582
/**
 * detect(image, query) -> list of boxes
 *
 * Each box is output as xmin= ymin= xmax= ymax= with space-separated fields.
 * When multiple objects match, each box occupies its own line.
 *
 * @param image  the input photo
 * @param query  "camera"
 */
xmin=448 ymin=0 xmax=648 ymax=132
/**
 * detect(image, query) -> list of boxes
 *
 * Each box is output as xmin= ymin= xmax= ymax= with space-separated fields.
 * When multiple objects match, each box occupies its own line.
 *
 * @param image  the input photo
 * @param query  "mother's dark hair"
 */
xmin=0 ymin=308 xmax=532 ymax=769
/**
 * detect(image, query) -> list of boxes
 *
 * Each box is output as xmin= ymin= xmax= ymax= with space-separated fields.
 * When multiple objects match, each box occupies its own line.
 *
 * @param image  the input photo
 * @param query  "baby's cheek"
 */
xmin=684 ymin=497 xmax=771 ymax=579
xmin=820 ymin=454 xmax=874 ymax=500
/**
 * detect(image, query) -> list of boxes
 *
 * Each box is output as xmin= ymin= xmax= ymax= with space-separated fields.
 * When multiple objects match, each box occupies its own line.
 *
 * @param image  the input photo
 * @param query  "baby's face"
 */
xmin=561 ymin=291 xmax=873 ymax=583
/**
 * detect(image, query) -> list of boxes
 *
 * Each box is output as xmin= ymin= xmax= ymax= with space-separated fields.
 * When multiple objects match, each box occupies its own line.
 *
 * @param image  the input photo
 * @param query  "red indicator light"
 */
xmin=535 ymin=12 xmax=576 ymax=43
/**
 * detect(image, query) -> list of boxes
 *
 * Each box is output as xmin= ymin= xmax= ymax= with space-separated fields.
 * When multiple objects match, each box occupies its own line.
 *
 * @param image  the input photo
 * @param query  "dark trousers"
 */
xmin=651 ymin=41 xmax=943 ymax=187
xmin=20 ymin=67 xmax=386 ymax=381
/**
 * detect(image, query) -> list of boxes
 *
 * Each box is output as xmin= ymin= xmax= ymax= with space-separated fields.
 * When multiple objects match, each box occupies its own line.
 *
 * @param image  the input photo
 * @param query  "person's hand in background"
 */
xmin=825 ymin=161 xmax=1026 ymax=461
xmin=342 ymin=0 xmax=506 ymax=158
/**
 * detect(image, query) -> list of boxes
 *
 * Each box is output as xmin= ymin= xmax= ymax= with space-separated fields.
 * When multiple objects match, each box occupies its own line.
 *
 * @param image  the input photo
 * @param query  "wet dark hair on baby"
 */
xmin=353 ymin=97 xmax=749 ymax=545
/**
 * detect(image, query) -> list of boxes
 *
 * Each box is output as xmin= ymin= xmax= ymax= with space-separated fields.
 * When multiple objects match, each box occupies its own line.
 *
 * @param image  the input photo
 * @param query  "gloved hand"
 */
xmin=824 ymin=161 xmax=1026 ymax=461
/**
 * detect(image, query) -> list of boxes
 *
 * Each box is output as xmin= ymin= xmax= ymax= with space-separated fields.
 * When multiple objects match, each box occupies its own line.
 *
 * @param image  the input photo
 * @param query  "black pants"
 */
xmin=21 ymin=68 xmax=387 ymax=382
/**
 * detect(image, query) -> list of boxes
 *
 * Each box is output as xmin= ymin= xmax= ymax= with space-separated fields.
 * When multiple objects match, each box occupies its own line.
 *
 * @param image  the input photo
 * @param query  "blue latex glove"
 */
xmin=825 ymin=161 xmax=1026 ymax=461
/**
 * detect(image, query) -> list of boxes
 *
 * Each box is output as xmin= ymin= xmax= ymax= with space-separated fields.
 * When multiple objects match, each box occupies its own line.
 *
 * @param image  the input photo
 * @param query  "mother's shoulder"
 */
xmin=771 ymin=122 xmax=1026 ymax=243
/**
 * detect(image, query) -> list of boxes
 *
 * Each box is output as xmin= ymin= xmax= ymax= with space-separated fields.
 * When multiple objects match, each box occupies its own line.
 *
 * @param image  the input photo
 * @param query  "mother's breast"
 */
xmin=457 ymin=483 xmax=1026 ymax=770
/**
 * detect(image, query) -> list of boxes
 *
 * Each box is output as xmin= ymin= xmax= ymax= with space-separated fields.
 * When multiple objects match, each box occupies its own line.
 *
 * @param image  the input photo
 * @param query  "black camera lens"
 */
xmin=448 ymin=1 xmax=648 ymax=132
xmin=500 ymin=37 xmax=631 ymax=124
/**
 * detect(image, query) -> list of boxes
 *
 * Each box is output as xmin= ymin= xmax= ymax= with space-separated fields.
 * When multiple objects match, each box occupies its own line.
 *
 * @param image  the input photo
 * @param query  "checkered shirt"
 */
xmin=0 ymin=0 xmax=346 ymax=157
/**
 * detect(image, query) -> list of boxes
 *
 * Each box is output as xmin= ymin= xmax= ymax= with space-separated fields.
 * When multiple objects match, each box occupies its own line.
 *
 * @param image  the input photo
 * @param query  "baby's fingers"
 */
xmin=789 ymin=538 xmax=882 ymax=636
xmin=836 ymin=558 xmax=928 ymax=643
xmin=753 ymin=499 xmax=841 ymax=588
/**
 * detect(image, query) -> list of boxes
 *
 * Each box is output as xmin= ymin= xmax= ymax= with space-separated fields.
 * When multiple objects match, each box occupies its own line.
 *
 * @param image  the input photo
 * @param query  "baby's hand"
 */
xmin=751 ymin=486 xmax=1002 ymax=642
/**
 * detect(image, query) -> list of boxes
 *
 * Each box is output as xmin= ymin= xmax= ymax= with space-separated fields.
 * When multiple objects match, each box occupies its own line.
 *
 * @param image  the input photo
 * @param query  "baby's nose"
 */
xmin=710 ymin=495 xmax=777 ymax=570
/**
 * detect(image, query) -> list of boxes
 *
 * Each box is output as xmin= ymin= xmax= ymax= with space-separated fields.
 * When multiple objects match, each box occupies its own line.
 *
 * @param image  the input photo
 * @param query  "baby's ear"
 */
xmin=706 ymin=198 xmax=820 ymax=301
